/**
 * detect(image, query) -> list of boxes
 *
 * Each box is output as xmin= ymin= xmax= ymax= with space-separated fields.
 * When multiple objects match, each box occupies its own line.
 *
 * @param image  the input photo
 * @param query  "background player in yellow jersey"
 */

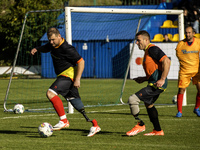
xmin=175 ymin=26 xmax=200 ymax=117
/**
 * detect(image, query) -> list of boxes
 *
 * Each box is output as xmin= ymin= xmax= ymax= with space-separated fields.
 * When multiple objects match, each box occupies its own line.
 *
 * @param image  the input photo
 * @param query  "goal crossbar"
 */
xmin=68 ymin=7 xmax=182 ymax=14
xmin=65 ymin=7 xmax=184 ymax=44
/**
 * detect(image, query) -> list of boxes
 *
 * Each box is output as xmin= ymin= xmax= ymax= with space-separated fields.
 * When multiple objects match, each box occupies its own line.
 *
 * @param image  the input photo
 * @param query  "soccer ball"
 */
xmin=38 ymin=122 xmax=53 ymax=138
xmin=13 ymin=104 xmax=24 ymax=114
xmin=172 ymin=95 xmax=177 ymax=104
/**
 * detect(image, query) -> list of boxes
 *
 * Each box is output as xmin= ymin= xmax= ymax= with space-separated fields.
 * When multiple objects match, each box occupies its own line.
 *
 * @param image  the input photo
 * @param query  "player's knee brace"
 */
xmin=69 ymin=98 xmax=84 ymax=112
xmin=128 ymin=94 xmax=140 ymax=116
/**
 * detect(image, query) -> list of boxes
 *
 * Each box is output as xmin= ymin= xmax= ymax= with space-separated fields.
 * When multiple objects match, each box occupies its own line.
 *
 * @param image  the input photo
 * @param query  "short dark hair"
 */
xmin=47 ymin=27 xmax=60 ymax=37
xmin=136 ymin=30 xmax=150 ymax=40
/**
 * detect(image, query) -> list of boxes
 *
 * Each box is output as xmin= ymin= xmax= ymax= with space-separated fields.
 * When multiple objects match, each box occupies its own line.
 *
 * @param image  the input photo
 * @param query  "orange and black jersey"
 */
xmin=143 ymin=44 xmax=168 ymax=89
xmin=36 ymin=38 xmax=82 ymax=77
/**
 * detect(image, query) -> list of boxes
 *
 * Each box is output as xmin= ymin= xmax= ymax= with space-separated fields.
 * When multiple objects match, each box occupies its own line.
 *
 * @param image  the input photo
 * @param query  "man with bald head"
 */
xmin=175 ymin=26 xmax=200 ymax=117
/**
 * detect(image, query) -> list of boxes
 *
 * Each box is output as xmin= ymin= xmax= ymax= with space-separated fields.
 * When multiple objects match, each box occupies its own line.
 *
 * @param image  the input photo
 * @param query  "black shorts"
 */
xmin=135 ymin=85 xmax=164 ymax=104
xmin=49 ymin=76 xmax=80 ymax=99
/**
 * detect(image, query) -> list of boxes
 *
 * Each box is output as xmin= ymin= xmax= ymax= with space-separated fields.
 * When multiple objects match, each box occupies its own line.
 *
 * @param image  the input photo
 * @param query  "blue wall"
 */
xmin=41 ymin=40 xmax=131 ymax=78
xmin=41 ymin=52 xmax=56 ymax=78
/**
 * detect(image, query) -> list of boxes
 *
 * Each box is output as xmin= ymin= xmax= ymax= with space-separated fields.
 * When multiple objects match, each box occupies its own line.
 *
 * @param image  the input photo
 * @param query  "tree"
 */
xmin=0 ymin=0 xmax=68 ymax=65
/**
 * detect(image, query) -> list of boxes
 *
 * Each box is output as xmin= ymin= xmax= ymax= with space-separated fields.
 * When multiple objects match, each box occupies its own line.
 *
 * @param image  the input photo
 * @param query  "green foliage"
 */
xmin=0 ymin=0 xmax=67 ymax=65
xmin=68 ymin=0 xmax=122 ymax=6
xmin=0 ymin=0 xmax=165 ymax=65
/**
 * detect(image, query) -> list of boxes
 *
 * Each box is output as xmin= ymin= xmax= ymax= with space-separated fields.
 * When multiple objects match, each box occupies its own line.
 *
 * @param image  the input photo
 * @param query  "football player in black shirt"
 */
xmin=31 ymin=27 xmax=101 ymax=137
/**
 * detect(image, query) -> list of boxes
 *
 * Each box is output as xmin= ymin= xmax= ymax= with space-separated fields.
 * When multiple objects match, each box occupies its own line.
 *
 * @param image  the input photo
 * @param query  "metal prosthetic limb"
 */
xmin=134 ymin=112 xmax=144 ymax=125
xmin=69 ymin=98 xmax=92 ymax=122
xmin=128 ymin=94 xmax=144 ymax=125
xmin=79 ymin=108 xmax=92 ymax=122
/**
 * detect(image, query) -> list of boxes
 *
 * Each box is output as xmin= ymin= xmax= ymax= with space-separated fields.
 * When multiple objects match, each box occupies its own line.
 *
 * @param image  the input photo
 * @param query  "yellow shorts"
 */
xmin=178 ymin=72 xmax=200 ymax=88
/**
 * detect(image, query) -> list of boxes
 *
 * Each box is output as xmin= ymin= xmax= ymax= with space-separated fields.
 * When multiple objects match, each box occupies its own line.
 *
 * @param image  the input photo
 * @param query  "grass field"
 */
xmin=0 ymin=79 xmax=200 ymax=150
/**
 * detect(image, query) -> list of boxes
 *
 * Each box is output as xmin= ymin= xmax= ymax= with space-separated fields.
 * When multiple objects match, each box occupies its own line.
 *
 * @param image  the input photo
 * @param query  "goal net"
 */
xmin=4 ymin=6 xmax=184 ymax=113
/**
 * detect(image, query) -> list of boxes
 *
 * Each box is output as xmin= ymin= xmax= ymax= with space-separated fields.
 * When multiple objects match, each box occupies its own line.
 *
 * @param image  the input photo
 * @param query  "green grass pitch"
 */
xmin=0 ymin=79 xmax=200 ymax=149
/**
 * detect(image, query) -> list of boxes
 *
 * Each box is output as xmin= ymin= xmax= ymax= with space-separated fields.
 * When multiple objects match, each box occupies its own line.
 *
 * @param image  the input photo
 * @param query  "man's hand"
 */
xmin=30 ymin=48 xmax=37 ymax=55
xmin=154 ymin=79 xmax=165 ymax=88
xmin=74 ymin=78 xmax=81 ymax=88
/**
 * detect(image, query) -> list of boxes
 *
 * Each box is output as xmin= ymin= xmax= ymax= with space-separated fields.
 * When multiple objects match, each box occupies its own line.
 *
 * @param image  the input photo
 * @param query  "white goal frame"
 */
xmin=65 ymin=7 xmax=184 ymax=43
xmin=65 ymin=7 xmax=185 ymax=112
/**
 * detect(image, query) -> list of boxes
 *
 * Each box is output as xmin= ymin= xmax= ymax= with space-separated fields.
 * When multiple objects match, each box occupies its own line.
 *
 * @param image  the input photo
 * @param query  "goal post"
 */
xmin=3 ymin=7 xmax=186 ymax=113
xmin=64 ymin=6 xmax=185 ymax=106
xmin=3 ymin=9 xmax=65 ymax=112
xmin=65 ymin=7 xmax=184 ymax=40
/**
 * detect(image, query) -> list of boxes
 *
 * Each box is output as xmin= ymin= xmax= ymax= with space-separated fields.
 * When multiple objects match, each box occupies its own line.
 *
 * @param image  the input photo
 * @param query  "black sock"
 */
xmin=147 ymin=106 xmax=161 ymax=131
xmin=138 ymin=120 xmax=145 ymax=126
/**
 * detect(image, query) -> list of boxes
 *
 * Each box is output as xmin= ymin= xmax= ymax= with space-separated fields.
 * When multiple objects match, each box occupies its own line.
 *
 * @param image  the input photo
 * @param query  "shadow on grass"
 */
xmin=0 ymin=127 xmax=43 ymax=138
xmin=64 ymin=128 xmax=125 ymax=136
xmin=93 ymin=111 xmax=148 ymax=116
xmin=0 ymin=126 xmax=127 ymax=137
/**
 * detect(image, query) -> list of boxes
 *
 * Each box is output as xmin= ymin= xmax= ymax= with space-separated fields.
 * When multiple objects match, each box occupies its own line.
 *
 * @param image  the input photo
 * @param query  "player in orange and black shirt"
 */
xmin=31 ymin=27 xmax=101 ymax=137
xmin=126 ymin=30 xmax=171 ymax=136
xmin=175 ymin=26 xmax=200 ymax=117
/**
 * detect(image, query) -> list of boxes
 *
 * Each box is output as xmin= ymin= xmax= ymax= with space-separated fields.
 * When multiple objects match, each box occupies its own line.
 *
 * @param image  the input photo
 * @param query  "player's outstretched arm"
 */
xmin=133 ymin=76 xmax=147 ymax=84
xmin=30 ymin=44 xmax=51 ymax=55
xmin=30 ymin=48 xmax=38 ymax=55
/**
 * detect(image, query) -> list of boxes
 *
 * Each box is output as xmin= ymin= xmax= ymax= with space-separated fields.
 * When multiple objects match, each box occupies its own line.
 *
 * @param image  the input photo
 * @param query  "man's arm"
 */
xmin=133 ymin=76 xmax=148 ymax=84
xmin=30 ymin=44 xmax=51 ymax=55
xmin=74 ymin=59 xmax=85 ymax=88
xmin=30 ymin=48 xmax=38 ymax=55
xmin=154 ymin=57 xmax=171 ymax=88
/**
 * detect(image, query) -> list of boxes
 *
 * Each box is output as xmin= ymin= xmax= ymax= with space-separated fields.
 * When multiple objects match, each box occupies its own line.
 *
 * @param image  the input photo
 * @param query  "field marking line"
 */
xmin=88 ymin=103 xmax=195 ymax=113
xmin=1 ymin=114 xmax=55 ymax=120
xmin=0 ymin=104 xmax=195 ymax=120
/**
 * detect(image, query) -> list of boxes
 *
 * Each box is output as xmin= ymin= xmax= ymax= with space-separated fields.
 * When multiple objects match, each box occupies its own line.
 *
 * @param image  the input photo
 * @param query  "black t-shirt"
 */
xmin=37 ymin=39 xmax=82 ymax=75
